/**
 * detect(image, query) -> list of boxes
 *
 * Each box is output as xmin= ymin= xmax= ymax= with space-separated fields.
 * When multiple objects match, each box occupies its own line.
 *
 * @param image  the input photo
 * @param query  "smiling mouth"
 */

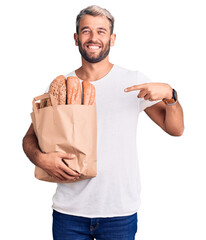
xmin=86 ymin=44 xmax=101 ymax=50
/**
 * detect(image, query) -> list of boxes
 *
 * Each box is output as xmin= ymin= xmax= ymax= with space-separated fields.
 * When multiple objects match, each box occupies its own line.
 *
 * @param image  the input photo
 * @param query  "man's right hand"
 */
xmin=23 ymin=124 xmax=81 ymax=182
xmin=38 ymin=151 xmax=81 ymax=181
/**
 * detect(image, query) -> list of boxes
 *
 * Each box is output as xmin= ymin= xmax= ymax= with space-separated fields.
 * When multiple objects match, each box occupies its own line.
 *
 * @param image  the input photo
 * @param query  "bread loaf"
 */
xmin=82 ymin=80 xmax=96 ymax=105
xmin=39 ymin=75 xmax=96 ymax=107
xmin=66 ymin=76 xmax=81 ymax=104
xmin=40 ymin=75 xmax=66 ymax=108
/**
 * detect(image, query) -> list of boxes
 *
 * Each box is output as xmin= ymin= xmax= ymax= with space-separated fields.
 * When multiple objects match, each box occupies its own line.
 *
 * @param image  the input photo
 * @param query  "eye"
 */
xmin=98 ymin=31 xmax=106 ymax=34
xmin=82 ymin=30 xmax=90 ymax=34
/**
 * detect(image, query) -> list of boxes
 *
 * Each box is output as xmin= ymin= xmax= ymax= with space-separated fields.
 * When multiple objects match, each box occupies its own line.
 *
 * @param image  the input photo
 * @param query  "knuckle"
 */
xmin=63 ymin=169 xmax=76 ymax=178
xmin=62 ymin=173 xmax=70 ymax=180
xmin=55 ymin=160 xmax=62 ymax=169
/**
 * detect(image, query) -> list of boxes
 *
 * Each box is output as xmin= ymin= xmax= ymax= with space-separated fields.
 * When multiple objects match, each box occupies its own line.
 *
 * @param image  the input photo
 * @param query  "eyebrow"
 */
xmin=98 ymin=27 xmax=107 ymax=32
xmin=80 ymin=26 xmax=90 ymax=32
xmin=80 ymin=26 xmax=107 ymax=32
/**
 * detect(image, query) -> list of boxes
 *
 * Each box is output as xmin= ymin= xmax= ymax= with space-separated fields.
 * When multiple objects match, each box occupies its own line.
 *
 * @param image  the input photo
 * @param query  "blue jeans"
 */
xmin=52 ymin=210 xmax=138 ymax=240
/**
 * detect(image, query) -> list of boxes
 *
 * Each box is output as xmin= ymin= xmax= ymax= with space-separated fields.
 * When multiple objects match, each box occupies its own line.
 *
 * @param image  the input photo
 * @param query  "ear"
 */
xmin=74 ymin=33 xmax=79 ymax=46
xmin=110 ymin=33 xmax=116 ymax=47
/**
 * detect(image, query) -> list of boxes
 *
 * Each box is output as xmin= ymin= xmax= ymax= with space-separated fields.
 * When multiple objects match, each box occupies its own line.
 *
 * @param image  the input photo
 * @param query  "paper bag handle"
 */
xmin=32 ymin=93 xmax=57 ymax=130
xmin=32 ymin=93 xmax=56 ymax=114
xmin=32 ymin=93 xmax=57 ymax=129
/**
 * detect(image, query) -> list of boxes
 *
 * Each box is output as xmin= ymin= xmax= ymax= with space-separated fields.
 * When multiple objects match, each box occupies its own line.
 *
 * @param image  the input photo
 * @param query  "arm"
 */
xmin=144 ymin=100 xmax=184 ymax=136
xmin=124 ymin=83 xmax=184 ymax=136
xmin=22 ymin=123 xmax=44 ymax=167
xmin=22 ymin=124 xmax=81 ymax=181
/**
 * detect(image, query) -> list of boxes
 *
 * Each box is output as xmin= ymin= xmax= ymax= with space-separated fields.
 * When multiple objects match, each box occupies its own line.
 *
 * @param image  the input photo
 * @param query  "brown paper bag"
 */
xmin=30 ymin=93 xmax=97 ymax=183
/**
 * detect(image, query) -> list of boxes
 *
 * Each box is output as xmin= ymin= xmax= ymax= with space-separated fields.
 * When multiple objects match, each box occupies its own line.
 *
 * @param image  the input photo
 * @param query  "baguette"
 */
xmin=82 ymin=80 xmax=96 ymax=105
xmin=39 ymin=75 xmax=96 ymax=107
xmin=66 ymin=76 xmax=81 ymax=104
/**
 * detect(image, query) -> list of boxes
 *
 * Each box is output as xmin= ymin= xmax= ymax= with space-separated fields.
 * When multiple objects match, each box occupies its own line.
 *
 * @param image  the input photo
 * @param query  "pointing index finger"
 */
xmin=124 ymin=84 xmax=146 ymax=92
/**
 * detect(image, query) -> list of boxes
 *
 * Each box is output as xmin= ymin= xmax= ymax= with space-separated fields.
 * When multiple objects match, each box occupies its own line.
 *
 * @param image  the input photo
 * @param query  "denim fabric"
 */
xmin=52 ymin=210 xmax=138 ymax=240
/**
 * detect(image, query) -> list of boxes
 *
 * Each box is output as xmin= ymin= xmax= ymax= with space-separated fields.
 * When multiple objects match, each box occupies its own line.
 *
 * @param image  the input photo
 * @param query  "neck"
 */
xmin=75 ymin=56 xmax=113 ymax=81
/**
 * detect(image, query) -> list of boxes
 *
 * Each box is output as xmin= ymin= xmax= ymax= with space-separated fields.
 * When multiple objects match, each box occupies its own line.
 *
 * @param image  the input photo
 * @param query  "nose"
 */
xmin=89 ymin=30 xmax=98 ymax=42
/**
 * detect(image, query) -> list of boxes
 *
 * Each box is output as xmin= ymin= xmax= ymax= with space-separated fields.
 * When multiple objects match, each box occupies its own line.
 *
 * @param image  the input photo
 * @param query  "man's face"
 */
xmin=74 ymin=15 xmax=116 ymax=63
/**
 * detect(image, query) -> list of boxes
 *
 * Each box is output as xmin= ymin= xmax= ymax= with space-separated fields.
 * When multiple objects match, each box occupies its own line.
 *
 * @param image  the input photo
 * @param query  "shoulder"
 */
xmin=114 ymin=65 xmax=153 ymax=84
xmin=113 ymin=65 xmax=137 ymax=82
xmin=136 ymin=70 xmax=153 ymax=84
xmin=114 ymin=65 xmax=136 ymax=75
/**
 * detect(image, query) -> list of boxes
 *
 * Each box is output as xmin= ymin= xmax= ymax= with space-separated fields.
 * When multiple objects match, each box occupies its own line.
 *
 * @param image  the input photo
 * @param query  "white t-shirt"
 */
xmin=51 ymin=65 xmax=160 ymax=218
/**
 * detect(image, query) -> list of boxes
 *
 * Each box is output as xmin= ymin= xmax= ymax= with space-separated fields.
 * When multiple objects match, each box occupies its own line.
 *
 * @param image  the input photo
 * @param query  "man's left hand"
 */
xmin=124 ymin=83 xmax=173 ymax=101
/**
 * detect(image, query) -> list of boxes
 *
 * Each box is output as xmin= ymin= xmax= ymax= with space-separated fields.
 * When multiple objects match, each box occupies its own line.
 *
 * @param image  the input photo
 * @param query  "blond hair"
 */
xmin=76 ymin=5 xmax=115 ymax=35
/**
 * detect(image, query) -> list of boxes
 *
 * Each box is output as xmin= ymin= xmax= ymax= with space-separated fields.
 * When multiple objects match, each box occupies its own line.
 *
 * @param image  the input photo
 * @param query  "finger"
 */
xmin=59 ymin=152 xmax=76 ymax=159
xmin=44 ymin=170 xmax=64 ymax=181
xmin=45 ymin=169 xmax=70 ymax=182
xmin=124 ymin=84 xmax=146 ymax=92
xmin=61 ymin=160 xmax=80 ymax=177
xmin=137 ymin=90 xmax=148 ymax=98
xmin=55 ymin=176 xmax=63 ymax=181
xmin=144 ymin=94 xmax=150 ymax=100
xmin=54 ymin=170 xmax=78 ymax=181
xmin=54 ymin=172 xmax=66 ymax=181
xmin=59 ymin=169 xmax=80 ymax=180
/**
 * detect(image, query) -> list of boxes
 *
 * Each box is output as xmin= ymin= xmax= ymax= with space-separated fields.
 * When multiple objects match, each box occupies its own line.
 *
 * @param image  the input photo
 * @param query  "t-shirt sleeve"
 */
xmin=136 ymin=71 xmax=162 ymax=112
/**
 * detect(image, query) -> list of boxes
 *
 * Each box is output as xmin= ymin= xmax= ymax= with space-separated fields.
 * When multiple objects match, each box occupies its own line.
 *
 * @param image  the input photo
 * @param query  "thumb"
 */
xmin=59 ymin=152 xmax=76 ymax=159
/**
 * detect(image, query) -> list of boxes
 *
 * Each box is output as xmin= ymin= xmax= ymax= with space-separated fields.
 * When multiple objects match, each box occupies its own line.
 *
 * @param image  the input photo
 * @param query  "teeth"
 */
xmin=88 ymin=45 xmax=100 ymax=49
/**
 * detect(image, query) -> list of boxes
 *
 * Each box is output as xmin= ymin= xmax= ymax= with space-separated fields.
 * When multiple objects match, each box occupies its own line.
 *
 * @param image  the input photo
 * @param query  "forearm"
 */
xmin=22 ymin=131 xmax=45 ymax=167
xmin=164 ymin=101 xmax=184 ymax=136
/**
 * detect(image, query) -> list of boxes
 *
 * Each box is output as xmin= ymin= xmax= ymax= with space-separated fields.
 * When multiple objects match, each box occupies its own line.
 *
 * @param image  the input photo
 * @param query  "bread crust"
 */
xmin=66 ymin=76 xmax=81 ymax=104
xmin=39 ymin=75 xmax=96 ymax=107
xmin=40 ymin=75 xmax=66 ymax=108
xmin=82 ymin=81 xmax=96 ymax=105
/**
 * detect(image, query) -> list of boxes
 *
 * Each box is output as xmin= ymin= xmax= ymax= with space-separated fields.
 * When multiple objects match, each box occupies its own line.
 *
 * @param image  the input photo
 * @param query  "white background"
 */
xmin=0 ymin=0 xmax=205 ymax=239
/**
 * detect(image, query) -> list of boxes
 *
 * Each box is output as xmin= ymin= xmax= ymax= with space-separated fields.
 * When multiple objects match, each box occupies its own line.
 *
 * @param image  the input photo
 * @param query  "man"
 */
xmin=23 ymin=5 xmax=184 ymax=240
